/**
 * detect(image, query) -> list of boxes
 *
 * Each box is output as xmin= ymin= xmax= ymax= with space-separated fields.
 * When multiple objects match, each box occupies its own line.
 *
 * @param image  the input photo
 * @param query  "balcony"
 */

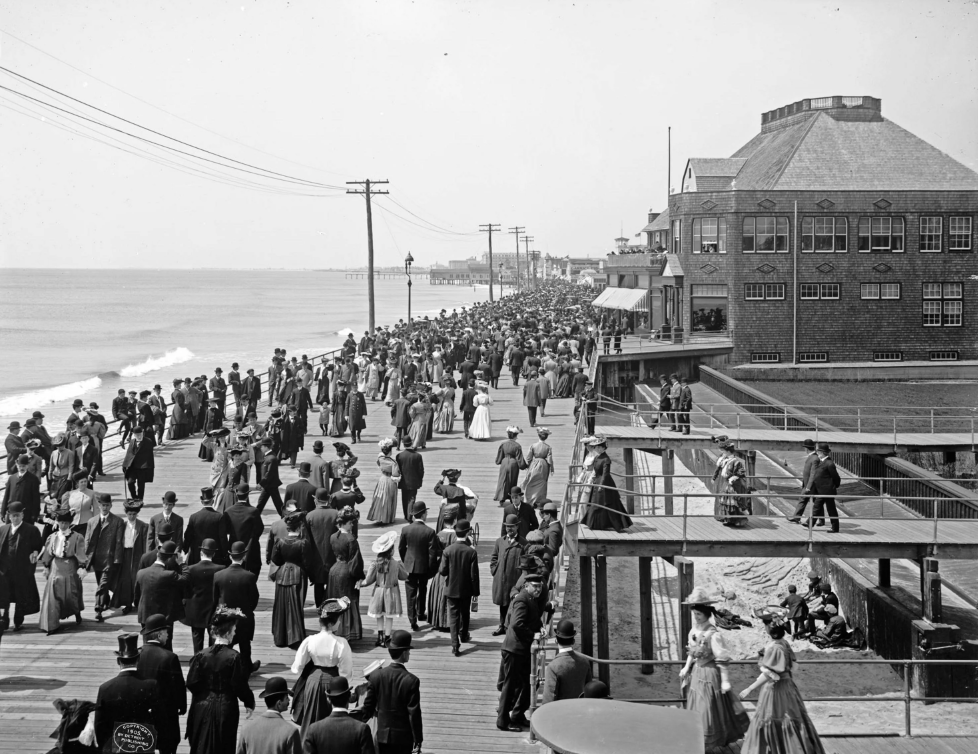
xmin=605 ymin=252 xmax=664 ymax=269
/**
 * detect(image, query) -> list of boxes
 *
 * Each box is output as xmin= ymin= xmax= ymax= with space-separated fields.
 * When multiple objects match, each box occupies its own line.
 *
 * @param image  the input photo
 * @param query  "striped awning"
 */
xmin=591 ymin=287 xmax=648 ymax=310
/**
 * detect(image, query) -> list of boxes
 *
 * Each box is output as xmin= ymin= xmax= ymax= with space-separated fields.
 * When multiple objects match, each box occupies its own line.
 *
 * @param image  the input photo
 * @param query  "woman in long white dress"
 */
xmin=469 ymin=384 xmax=494 ymax=440
xmin=384 ymin=361 xmax=401 ymax=405
xmin=431 ymin=351 xmax=444 ymax=384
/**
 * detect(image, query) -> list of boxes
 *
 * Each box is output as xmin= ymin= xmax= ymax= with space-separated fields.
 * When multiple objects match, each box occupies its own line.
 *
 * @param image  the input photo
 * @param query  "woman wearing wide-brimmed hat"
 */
xmin=327 ymin=442 xmax=352 ymax=494
xmin=367 ymin=438 xmax=400 ymax=525
xmin=270 ymin=509 xmax=314 ymax=649
xmin=493 ymin=426 xmax=527 ymax=504
xmin=522 ymin=427 xmax=555 ymax=506
xmin=580 ymin=436 xmax=632 ymax=532
xmin=680 ymin=588 xmax=750 ymax=750
xmin=712 ymin=441 xmax=751 ymax=527
xmin=469 ymin=382 xmax=494 ymax=440
xmin=433 ymin=376 xmax=457 ymax=434
xmin=327 ymin=507 xmax=364 ymax=641
xmin=362 ymin=530 xmax=409 ymax=647
xmin=39 ymin=507 xmax=88 ymax=634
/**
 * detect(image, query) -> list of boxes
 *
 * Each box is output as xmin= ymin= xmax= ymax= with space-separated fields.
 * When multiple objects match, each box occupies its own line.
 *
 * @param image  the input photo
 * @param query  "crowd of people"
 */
xmin=0 ymin=278 xmax=835 ymax=754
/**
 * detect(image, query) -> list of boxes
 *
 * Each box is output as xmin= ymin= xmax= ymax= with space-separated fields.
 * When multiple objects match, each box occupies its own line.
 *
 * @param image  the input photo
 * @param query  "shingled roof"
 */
xmin=642 ymin=208 xmax=670 ymax=233
xmin=691 ymin=107 xmax=978 ymax=192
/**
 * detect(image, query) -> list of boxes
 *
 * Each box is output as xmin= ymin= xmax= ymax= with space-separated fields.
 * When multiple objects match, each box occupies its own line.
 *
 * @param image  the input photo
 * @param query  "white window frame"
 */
xmin=801 ymin=217 xmax=847 ymax=253
xmin=750 ymin=352 xmax=781 ymax=363
xmin=743 ymin=216 xmax=789 ymax=254
xmin=950 ymin=217 xmax=972 ymax=251
xmin=800 ymin=283 xmax=820 ymax=299
xmin=919 ymin=216 xmax=942 ymax=253
xmin=923 ymin=282 xmax=963 ymax=327
xmin=858 ymin=216 xmax=905 ymax=253
xmin=691 ymin=217 xmax=726 ymax=254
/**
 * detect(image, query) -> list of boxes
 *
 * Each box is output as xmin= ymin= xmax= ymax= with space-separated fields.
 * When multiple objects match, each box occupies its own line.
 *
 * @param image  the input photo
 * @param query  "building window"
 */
xmin=751 ymin=352 xmax=781 ymax=363
xmin=873 ymin=351 xmax=903 ymax=362
xmin=691 ymin=217 xmax=727 ymax=253
xmin=671 ymin=219 xmax=682 ymax=254
xmin=798 ymin=352 xmax=828 ymax=363
xmin=950 ymin=217 xmax=973 ymax=251
xmin=930 ymin=351 xmax=959 ymax=361
xmin=745 ymin=283 xmax=784 ymax=300
xmin=801 ymin=217 xmax=847 ymax=252
xmin=860 ymin=283 xmax=901 ymax=300
xmin=919 ymin=217 xmax=942 ymax=252
xmin=858 ymin=217 xmax=904 ymax=252
xmin=743 ymin=217 xmax=789 ymax=253
xmin=923 ymin=282 xmax=963 ymax=327
xmin=692 ymin=284 xmax=728 ymax=296
xmin=800 ymin=283 xmax=840 ymax=300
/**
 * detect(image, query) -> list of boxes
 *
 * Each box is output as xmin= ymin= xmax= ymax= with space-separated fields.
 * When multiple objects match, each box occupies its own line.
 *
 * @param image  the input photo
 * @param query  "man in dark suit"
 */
xmin=123 ymin=426 xmax=155 ymax=502
xmin=500 ymin=487 xmax=538 ymax=540
xmin=213 ymin=542 xmax=261 ymax=673
xmin=803 ymin=443 xmax=842 ymax=533
xmin=522 ymin=372 xmax=543 ymax=428
xmin=357 ymin=630 xmax=423 ymax=754
xmin=439 ymin=519 xmax=479 ymax=657
xmin=398 ymin=501 xmax=439 ymax=631
xmin=4 ymin=421 xmax=27 ymax=475
xmin=134 ymin=542 xmax=188 ymax=650
xmin=459 ymin=384 xmax=478 ymax=439
xmin=539 ymin=502 xmax=563 ymax=559
xmin=788 ymin=439 xmax=819 ymax=524
xmin=394 ymin=438 xmax=424 ymax=522
xmin=497 ymin=574 xmax=546 ymax=731
xmin=490 ymin=515 xmax=527 ymax=636
xmin=241 ymin=368 xmax=261 ymax=418
xmin=541 ymin=620 xmax=592 ymax=704
xmin=0 ymin=501 xmax=43 ymax=630
xmin=182 ymin=487 xmax=228 ymax=565
xmin=73 ymin=429 xmax=99 ymax=486
xmin=85 ymin=493 xmax=125 ymax=621
xmin=306 ymin=488 xmax=338 ymax=606
xmin=182 ymin=538 xmax=224 ymax=653
xmin=2 ymin=454 xmax=42 ymax=523
xmin=136 ymin=614 xmax=186 ymax=754
xmin=147 ymin=491 xmax=184 ymax=551
xmin=305 ymin=676 xmax=375 ymax=754
xmin=95 ymin=633 xmax=159 ymax=753
xmin=508 ymin=345 xmax=525 ymax=386
xmin=390 ymin=390 xmax=412 ymax=450
xmin=457 ymin=358 xmax=476 ymax=390
xmin=208 ymin=367 xmax=228 ymax=416
xmin=237 ymin=677 xmax=301 ymax=753
xmin=140 ymin=522 xmax=175 ymax=570
xmin=255 ymin=438 xmax=285 ymax=517
xmin=285 ymin=462 xmax=318 ymax=514
xmin=488 ymin=348 xmax=504 ymax=389
xmin=227 ymin=362 xmax=242 ymax=418
xmin=222 ymin=484 xmax=264 ymax=576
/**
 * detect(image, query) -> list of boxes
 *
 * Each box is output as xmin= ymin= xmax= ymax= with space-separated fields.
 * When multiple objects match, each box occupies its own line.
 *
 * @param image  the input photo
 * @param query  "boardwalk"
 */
xmin=0 ymin=372 xmax=579 ymax=754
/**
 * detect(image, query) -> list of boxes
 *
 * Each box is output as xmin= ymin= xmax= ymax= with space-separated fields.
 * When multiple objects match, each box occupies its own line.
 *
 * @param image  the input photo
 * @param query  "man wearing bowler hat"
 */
xmin=148 ymin=384 xmax=168 ymax=446
xmin=148 ymin=491 xmax=184 ymax=551
xmin=4 ymin=421 xmax=26 ymax=475
xmin=539 ymin=502 xmax=563 ymax=558
xmin=183 ymin=487 xmax=228 ymax=565
xmin=802 ymin=443 xmax=842 ymax=533
xmin=398 ymin=500 xmax=439 ymax=632
xmin=213 ymin=541 xmax=261 ymax=673
xmin=787 ymin=438 xmax=819 ymax=524
xmin=306 ymin=487 xmax=339 ymax=607
xmin=236 ymin=677 xmax=300 ymax=754
xmin=209 ymin=367 xmax=228 ymax=416
xmin=0 ymin=501 xmax=43 ymax=631
xmin=123 ymin=426 xmax=156 ymax=503
xmin=85 ymin=493 xmax=125 ymax=621
xmin=541 ymin=619 xmax=592 ymax=704
xmin=497 ymin=574 xmax=546 ymax=731
xmin=182 ymin=538 xmax=224 ymax=653
xmin=500 ymin=486 xmax=538 ymax=541
xmin=438 ymin=519 xmax=480 ymax=657
xmin=490 ymin=514 xmax=527 ymax=637
xmin=358 ymin=629 xmax=423 ymax=754
xmin=94 ymin=633 xmax=160 ymax=753
xmin=136 ymin=614 xmax=186 ymax=754
xmin=223 ymin=483 xmax=264 ymax=577
xmin=305 ymin=676 xmax=375 ymax=753
xmin=285 ymin=461 xmax=318 ymax=514
xmin=256 ymin=437 xmax=285 ymax=517
xmin=134 ymin=541 xmax=188 ymax=651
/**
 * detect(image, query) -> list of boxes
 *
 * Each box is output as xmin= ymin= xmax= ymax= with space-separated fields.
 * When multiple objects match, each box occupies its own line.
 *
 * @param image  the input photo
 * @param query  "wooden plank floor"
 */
xmin=0 ymin=373 xmax=580 ymax=753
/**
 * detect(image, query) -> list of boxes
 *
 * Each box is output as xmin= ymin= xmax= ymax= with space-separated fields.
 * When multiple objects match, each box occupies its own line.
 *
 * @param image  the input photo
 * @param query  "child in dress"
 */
xmin=362 ymin=531 xmax=409 ymax=647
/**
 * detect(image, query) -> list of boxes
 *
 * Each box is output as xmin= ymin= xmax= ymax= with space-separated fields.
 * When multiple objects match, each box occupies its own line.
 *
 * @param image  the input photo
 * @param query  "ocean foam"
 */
xmin=119 ymin=347 xmax=195 ymax=378
xmin=0 ymin=376 xmax=102 ymax=416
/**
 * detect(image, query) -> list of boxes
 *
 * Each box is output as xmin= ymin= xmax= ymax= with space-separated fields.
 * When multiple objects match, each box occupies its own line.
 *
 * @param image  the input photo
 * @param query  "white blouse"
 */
xmin=290 ymin=629 xmax=353 ymax=679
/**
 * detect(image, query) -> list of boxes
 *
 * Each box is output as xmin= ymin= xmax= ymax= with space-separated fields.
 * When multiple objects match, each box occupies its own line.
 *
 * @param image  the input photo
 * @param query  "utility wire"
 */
xmin=0 ymin=28 xmax=356 ymax=180
xmin=383 ymin=195 xmax=478 ymax=235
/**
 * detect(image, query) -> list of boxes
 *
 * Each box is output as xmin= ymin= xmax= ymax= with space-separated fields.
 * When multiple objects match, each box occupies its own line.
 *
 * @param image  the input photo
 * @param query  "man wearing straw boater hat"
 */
xmin=235 ymin=676 xmax=301 ymax=754
xmin=93 ymin=633 xmax=160 ymax=751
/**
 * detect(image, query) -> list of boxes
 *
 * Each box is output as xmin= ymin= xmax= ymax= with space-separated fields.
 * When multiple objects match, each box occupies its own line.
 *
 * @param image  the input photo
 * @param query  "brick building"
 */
xmin=667 ymin=95 xmax=978 ymax=365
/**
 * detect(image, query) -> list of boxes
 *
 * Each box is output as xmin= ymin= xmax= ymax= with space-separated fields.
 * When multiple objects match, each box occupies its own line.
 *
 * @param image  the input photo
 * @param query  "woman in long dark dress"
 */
xmin=740 ymin=620 xmax=826 ymax=754
xmin=580 ymin=436 xmax=633 ymax=532
xmin=185 ymin=608 xmax=255 ymax=754
xmin=271 ymin=510 xmax=314 ymax=649
xmin=327 ymin=508 xmax=364 ymax=641
xmin=712 ymin=441 xmax=752 ymax=527
xmin=493 ymin=427 xmax=526 ymax=504
xmin=427 ymin=511 xmax=459 ymax=632
xmin=169 ymin=379 xmax=190 ymax=440
xmin=329 ymin=381 xmax=349 ymax=437
xmin=328 ymin=442 xmax=352 ymax=494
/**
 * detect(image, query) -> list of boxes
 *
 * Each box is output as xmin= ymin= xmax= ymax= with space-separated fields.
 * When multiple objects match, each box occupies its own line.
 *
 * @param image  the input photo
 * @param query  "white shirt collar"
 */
xmin=558 ymin=646 xmax=574 ymax=654
xmin=331 ymin=708 xmax=350 ymax=715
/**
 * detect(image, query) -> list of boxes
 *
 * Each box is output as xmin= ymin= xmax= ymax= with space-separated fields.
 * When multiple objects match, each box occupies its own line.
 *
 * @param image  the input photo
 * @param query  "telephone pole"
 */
xmin=522 ymin=236 xmax=535 ymax=289
xmin=529 ymin=250 xmax=541 ymax=287
xmin=346 ymin=179 xmax=389 ymax=332
xmin=479 ymin=223 xmax=501 ymax=302
xmin=508 ymin=226 xmax=525 ymax=292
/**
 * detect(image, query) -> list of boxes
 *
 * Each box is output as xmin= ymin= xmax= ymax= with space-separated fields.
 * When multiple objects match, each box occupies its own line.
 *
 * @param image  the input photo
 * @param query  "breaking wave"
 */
xmin=0 ymin=376 xmax=102 ymax=416
xmin=119 ymin=347 xmax=195 ymax=378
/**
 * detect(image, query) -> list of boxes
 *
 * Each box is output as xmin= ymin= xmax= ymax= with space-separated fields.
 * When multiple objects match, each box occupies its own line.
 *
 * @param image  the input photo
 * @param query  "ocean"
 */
xmin=0 ymin=269 xmax=492 ymax=427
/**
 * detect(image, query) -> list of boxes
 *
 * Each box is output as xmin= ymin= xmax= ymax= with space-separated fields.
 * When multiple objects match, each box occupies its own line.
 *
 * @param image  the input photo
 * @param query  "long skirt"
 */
xmin=327 ymin=562 xmax=362 ymax=641
xmin=494 ymin=457 xmax=520 ymax=502
xmin=555 ymin=373 xmax=572 ymax=398
xmin=434 ymin=399 xmax=455 ymax=433
xmin=110 ymin=548 xmax=138 ymax=608
xmin=39 ymin=556 xmax=84 ymax=632
xmin=367 ymin=475 xmax=398 ymax=524
xmin=408 ymin=417 xmax=427 ymax=450
xmin=742 ymin=675 xmax=826 ymax=754
xmin=187 ymin=691 xmax=238 ymax=754
xmin=291 ymin=664 xmax=336 ymax=740
xmin=546 ymin=370 xmax=558 ymax=395
xmin=686 ymin=663 xmax=750 ymax=749
xmin=426 ymin=574 xmax=451 ymax=631
xmin=522 ymin=457 xmax=550 ymax=505
xmin=581 ymin=483 xmax=632 ymax=532
xmin=470 ymin=405 xmax=492 ymax=440
xmin=715 ymin=480 xmax=751 ymax=527
xmin=272 ymin=565 xmax=308 ymax=648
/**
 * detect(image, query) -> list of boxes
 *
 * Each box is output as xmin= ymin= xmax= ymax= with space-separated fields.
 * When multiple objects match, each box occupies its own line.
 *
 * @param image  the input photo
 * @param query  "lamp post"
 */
xmin=498 ymin=262 xmax=504 ymax=298
xmin=405 ymin=251 xmax=414 ymax=324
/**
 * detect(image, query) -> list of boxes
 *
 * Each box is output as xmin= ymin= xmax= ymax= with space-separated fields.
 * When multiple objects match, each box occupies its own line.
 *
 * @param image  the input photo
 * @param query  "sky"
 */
xmin=0 ymin=0 xmax=976 ymax=269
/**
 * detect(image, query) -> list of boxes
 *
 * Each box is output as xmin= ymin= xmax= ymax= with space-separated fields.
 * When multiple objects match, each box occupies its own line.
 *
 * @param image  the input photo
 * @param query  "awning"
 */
xmin=592 ymin=287 xmax=648 ymax=310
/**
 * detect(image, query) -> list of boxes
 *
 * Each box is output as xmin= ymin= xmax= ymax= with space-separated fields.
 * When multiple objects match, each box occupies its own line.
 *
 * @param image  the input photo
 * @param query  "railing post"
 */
xmin=857 ymin=408 xmax=862 ymax=433
xmin=529 ymin=645 xmax=539 ymax=741
xmin=904 ymin=661 xmax=912 ymax=737
xmin=893 ymin=417 xmax=898 ymax=449
xmin=931 ymin=409 xmax=935 ymax=434
xmin=682 ymin=494 xmax=688 ymax=554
